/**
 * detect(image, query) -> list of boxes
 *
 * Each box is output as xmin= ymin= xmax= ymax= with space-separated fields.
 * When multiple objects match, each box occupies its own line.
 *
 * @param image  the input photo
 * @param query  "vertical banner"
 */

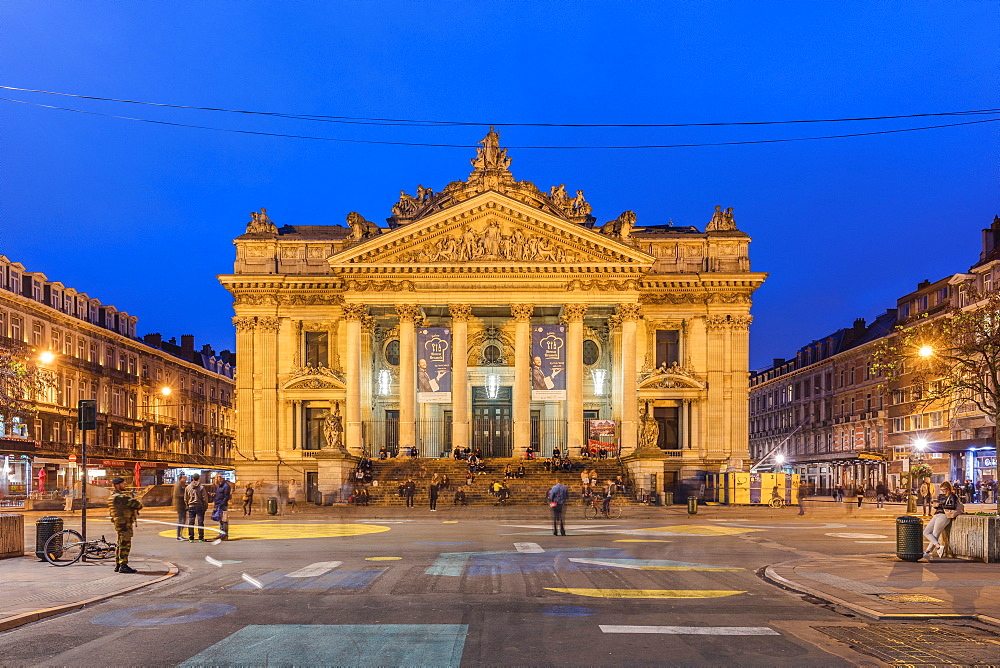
xmin=531 ymin=325 xmax=566 ymax=401
xmin=417 ymin=327 xmax=451 ymax=403
xmin=588 ymin=419 xmax=617 ymax=457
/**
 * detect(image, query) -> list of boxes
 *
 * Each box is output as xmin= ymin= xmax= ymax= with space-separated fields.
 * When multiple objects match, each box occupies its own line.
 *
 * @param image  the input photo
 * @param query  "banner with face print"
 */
xmin=417 ymin=327 xmax=452 ymax=403
xmin=531 ymin=324 xmax=566 ymax=401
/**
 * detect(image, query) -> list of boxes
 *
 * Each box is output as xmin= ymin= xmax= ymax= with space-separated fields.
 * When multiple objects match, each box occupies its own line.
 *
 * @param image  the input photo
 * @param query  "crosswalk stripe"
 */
xmin=514 ymin=542 xmax=544 ymax=553
xmin=286 ymin=561 xmax=343 ymax=578
xmin=600 ymin=625 xmax=779 ymax=635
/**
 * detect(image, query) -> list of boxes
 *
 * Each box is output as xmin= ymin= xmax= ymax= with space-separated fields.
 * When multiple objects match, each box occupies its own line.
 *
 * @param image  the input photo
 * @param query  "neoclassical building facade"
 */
xmin=220 ymin=130 xmax=765 ymax=500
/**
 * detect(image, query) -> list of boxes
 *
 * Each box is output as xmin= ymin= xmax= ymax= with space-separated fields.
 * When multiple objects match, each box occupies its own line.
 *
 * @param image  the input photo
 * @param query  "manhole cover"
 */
xmin=877 ymin=594 xmax=944 ymax=603
xmin=817 ymin=625 xmax=1000 ymax=665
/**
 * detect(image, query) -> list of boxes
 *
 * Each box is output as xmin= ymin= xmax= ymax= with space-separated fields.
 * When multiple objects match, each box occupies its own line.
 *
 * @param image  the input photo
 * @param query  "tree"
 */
xmin=0 ymin=338 xmax=56 ymax=431
xmin=872 ymin=288 xmax=1000 ymax=452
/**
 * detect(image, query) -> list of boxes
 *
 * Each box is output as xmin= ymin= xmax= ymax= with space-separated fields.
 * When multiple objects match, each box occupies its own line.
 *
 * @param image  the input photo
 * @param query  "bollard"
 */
xmin=663 ymin=491 xmax=674 ymax=506
xmin=266 ymin=497 xmax=279 ymax=515
xmin=906 ymin=493 xmax=917 ymax=514
xmin=314 ymin=490 xmax=323 ymax=506
xmin=896 ymin=515 xmax=924 ymax=562
xmin=687 ymin=496 xmax=698 ymax=515
xmin=35 ymin=516 xmax=64 ymax=561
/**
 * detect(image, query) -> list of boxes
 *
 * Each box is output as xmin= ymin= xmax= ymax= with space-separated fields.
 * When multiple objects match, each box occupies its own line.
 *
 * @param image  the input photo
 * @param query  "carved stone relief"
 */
xmin=277 ymin=294 xmax=344 ymax=305
xmin=233 ymin=294 xmax=278 ymax=306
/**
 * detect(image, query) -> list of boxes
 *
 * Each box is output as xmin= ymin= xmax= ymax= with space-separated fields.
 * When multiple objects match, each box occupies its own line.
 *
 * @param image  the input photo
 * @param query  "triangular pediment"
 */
xmin=328 ymin=192 xmax=654 ymax=274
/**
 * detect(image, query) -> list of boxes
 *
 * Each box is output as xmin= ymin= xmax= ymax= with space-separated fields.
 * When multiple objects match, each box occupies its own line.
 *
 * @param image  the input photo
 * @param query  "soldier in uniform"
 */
xmin=108 ymin=476 xmax=143 ymax=573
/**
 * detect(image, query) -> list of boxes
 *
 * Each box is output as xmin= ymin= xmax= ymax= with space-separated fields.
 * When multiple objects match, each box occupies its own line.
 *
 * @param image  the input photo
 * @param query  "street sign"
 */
xmin=69 ymin=454 xmax=77 ymax=463
xmin=78 ymin=400 xmax=97 ymax=431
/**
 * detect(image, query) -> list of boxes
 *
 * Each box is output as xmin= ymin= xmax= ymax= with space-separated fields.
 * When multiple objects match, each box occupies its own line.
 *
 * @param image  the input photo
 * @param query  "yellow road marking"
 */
xmin=365 ymin=556 xmax=402 ymax=561
xmin=443 ymin=521 xmax=458 ymax=524
xmin=157 ymin=523 xmax=390 ymax=541
xmin=545 ymin=588 xmax=745 ymax=599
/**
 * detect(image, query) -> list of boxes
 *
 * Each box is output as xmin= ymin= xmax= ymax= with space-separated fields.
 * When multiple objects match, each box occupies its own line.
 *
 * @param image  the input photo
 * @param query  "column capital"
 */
xmin=342 ymin=304 xmax=368 ymax=321
xmin=361 ymin=315 xmax=378 ymax=333
xmin=395 ymin=304 xmax=421 ymax=322
xmin=617 ymin=303 xmax=642 ymax=321
xmin=256 ymin=316 xmax=280 ymax=332
xmin=232 ymin=316 xmax=256 ymax=331
xmin=510 ymin=303 xmax=535 ymax=322
xmin=563 ymin=304 xmax=589 ymax=322
xmin=448 ymin=303 xmax=473 ymax=322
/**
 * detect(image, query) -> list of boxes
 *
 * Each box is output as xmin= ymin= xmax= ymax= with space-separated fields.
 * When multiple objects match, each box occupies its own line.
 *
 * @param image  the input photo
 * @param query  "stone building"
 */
xmin=220 ymin=130 xmax=765 ymax=502
xmin=0 ymin=255 xmax=236 ymax=501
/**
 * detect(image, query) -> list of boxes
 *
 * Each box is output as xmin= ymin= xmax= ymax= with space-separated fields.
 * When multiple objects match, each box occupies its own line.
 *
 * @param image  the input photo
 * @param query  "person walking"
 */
xmin=242 ymin=483 xmax=254 ymax=516
xmin=601 ymin=479 xmax=615 ymax=515
xmin=547 ymin=478 xmax=569 ymax=536
xmin=875 ymin=481 xmax=888 ymax=509
xmin=212 ymin=474 xmax=232 ymax=539
xmin=428 ymin=480 xmax=439 ymax=511
xmin=108 ymin=476 xmax=143 ymax=573
xmin=918 ymin=479 xmax=933 ymax=516
xmin=172 ymin=474 xmax=188 ymax=541
xmin=835 ymin=484 xmax=844 ymax=503
xmin=184 ymin=474 xmax=209 ymax=542
xmin=403 ymin=478 xmax=416 ymax=508
xmin=922 ymin=481 xmax=963 ymax=560
xmin=855 ymin=484 xmax=865 ymax=508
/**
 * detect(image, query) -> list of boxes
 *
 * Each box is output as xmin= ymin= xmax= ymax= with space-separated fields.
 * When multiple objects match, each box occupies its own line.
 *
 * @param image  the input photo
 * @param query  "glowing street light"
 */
xmin=38 ymin=350 xmax=56 ymax=364
xmin=918 ymin=345 xmax=934 ymax=358
xmin=774 ymin=453 xmax=786 ymax=466
xmin=913 ymin=437 xmax=928 ymax=451
xmin=160 ymin=387 xmax=172 ymax=397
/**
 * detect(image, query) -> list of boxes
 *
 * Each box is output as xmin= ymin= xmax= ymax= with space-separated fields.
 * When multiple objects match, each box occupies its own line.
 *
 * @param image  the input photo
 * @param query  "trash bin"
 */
xmin=896 ymin=515 xmax=924 ymax=562
xmin=687 ymin=496 xmax=698 ymax=515
xmin=663 ymin=491 xmax=674 ymax=506
xmin=35 ymin=515 xmax=64 ymax=561
xmin=266 ymin=497 xmax=279 ymax=515
xmin=313 ymin=490 xmax=323 ymax=506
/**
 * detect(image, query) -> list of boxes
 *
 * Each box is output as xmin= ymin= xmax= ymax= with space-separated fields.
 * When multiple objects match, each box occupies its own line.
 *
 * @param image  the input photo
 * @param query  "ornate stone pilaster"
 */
xmin=233 ymin=316 xmax=256 ymax=460
xmin=449 ymin=304 xmax=472 ymax=451
xmin=511 ymin=304 xmax=534 ymax=449
xmin=564 ymin=304 xmax=588 ymax=457
xmin=618 ymin=304 xmax=641 ymax=455
xmin=396 ymin=304 xmax=420 ymax=454
xmin=342 ymin=304 xmax=367 ymax=454
xmin=255 ymin=317 xmax=280 ymax=455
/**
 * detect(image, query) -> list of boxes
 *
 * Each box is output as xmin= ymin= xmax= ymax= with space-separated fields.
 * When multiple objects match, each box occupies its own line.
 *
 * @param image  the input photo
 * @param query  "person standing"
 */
xmin=875 ymin=481 xmax=888 ymax=509
xmin=108 ymin=476 xmax=143 ymax=573
xmin=172 ymin=474 xmax=188 ymax=541
xmin=184 ymin=474 xmax=209 ymax=542
xmin=855 ymin=484 xmax=865 ymax=508
xmin=923 ymin=481 xmax=962 ymax=559
xmin=403 ymin=478 xmax=416 ymax=508
xmin=428 ymin=480 xmax=439 ymax=511
xmin=918 ymin=479 xmax=933 ymax=516
xmin=213 ymin=474 xmax=232 ymax=539
xmin=547 ymin=478 xmax=569 ymax=536
xmin=242 ymin=483 xmax=254 ymax=516
xmin=835 ymin=484 xmax=844 ymax=503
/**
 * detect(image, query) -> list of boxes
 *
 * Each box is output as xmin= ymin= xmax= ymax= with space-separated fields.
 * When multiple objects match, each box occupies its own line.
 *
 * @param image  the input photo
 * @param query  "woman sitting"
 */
xmin=923 ymin=481 xmax=962 ymax=560
xmin=516 ymin=464 xmax=525 ymax=478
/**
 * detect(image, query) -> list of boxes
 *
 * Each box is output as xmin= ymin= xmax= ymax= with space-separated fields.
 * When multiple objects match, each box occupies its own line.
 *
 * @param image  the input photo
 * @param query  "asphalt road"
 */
xmin=0 ymin=506 xmax=938 ymax=666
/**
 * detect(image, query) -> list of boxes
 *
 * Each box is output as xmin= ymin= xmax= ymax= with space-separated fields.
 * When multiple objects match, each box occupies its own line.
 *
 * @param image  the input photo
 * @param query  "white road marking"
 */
xmin=514 ymin=542 xmax=544 ymax=553
xmin=570 ymin=558 xmax=641 ymax=570
xmin=825 ymin=533 xmax=887 ymax=539
xmin=600 ymin=625 xmax=779 ymax=636
xmin=286 ymin=561 xmax=343 ymax=578
xmin=240 ymin=573 xmax=264 ymax=589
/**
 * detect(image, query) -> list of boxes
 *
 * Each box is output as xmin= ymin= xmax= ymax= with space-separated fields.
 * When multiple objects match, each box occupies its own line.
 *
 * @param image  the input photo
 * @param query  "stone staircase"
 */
xmin=352 ymin=457 xmax=632 ymax=508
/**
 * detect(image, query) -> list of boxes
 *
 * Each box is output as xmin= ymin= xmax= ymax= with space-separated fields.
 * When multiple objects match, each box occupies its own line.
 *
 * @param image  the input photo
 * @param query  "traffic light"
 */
xmin=78 ymin=399 xmax=97 ymax=431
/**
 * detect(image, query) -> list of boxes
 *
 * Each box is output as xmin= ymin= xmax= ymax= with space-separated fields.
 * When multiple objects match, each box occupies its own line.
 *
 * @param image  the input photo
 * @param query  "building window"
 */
xmin=654 ymin=330 xmax=680 ymax=368
xmin=899 ymin=302 xmax=911 ymax=318
xmin=303 ymin=407 xmax=326 ymax=450
xmin=583 ymin=339 xmax=600 ymax=366
xmin=303 ymin=331 xmax=329 ymax=367
xmin=9 ymin=316 xmax=22 ymax=341
xmin=385 ymin=340 xmax=400 ymax=366
xmin=930 ymin=411 xmax=943 ymax=427
xmin=32 ymin=322 xmax=44 ymax=346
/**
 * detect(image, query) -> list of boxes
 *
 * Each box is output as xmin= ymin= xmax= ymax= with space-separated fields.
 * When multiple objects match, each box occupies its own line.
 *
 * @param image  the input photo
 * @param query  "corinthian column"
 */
xmin=396 ymin=304 xmax=420 ymax=454
xmin=256 ymin=316 xmax=280 ymax=456
xmin=449 ymin=304 xmax=472 ymax=451
xmin=232 ymin=316 xmax=256 ymax=459
xmin=341 ymin=304 xmax=367 ymax=455
xmin=511 ymin=304 xmax=534 ymax=450
xmin=564 ymin=304 xmax=588 ymax=457
xmin=618 ymin=304 xmax=641 ymax=455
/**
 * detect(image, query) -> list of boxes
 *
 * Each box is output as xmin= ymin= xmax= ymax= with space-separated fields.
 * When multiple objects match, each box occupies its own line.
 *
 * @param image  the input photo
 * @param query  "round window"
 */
xmin=483 ymin=344 xmax=503 ymax=365
xmin=385 ymin=340 xmax=400 ymax=366
xmin=583 ymin=340 xmax=600 ymax=366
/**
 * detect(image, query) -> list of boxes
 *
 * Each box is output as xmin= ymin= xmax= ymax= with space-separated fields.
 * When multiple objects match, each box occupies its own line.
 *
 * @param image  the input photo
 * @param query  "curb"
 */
xmin=762 ymin=559 xmax=1000 ymax=627
xmin=0 ymin=560 xmax=179 ymax=632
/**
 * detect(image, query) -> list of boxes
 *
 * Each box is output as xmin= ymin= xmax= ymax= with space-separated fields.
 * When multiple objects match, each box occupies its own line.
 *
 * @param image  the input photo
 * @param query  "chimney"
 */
xmin=853 ymin=317 xmax=866 ymax=331
xmin=143 ymin=333 xmax=162 ymax=347
xmin=181 ymin=335 xmax=195 ymax=359
xmin=772 ymin=358 xmax=785 ymax=369
xmin=200 ymin=344 xmax=216 ymax=357
xmin=917 ymin=279 xmax=931 ymax=290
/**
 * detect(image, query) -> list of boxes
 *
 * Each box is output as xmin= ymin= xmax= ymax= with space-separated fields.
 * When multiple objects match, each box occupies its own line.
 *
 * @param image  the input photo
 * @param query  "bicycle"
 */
xmin=769 ymin=497 xmax=785 ymax=509
xmin=585 ymin=497 xmax=622 ymax=519
xmin=43 ymin=530 xmax=116 ymax=566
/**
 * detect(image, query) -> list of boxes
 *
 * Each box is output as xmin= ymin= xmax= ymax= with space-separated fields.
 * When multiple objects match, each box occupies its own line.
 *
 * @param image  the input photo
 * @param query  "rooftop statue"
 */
xmin=471 ymin=126 xmax=512 ymax=171
xmin=245 ymin=208 xmax=278 ymax=234
xmin=347 ymin=212 xmax=382 ymax=241
xmin=600 ymin=210 xmax=636 ymax=240
xmin=706 ymin=205 xmax=738 ymax=231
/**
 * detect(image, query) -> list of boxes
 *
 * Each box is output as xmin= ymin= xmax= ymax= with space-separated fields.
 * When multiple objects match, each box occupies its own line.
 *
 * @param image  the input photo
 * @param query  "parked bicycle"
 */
xmin=585 ymin=497 xmax=622 ymax=519
xmin=43 ymin=530 xmax=115 ymax=566
xmin=769 ymin=496 xmax=785 ymax=509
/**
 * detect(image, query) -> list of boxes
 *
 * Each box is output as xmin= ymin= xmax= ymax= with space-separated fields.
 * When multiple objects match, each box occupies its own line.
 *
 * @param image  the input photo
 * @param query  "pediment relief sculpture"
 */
xmin=282 ymin=365 xmax=346 ymax=390
xmin=638 ymin=361 xmax=705 ymax=390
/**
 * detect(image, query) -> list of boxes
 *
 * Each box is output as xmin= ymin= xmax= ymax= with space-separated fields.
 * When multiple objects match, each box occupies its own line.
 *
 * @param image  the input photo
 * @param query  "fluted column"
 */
xmin=232 ymin=317 xmax=256 ymax=459
xmin=449 ymin=304 xmax=472 ymax=451
xmin=396 ymin=304 xmax=420 ymax=454
xmin=564 ymin=304 xmax=588 ymax=457
xmin=511 ymin=304 xmax=534 ymax=450
xmin=618 ymin=304 xmax=641 ymax=455
xmin=257 ymin=316 xmax=280 ymax=455
xmin=342 ymin=304 xmax=366 ymax=455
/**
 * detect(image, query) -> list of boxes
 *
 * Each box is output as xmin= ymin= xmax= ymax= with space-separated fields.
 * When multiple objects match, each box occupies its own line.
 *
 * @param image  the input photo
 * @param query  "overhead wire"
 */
xmin=2 ymin=95 xmax=999 ymax=150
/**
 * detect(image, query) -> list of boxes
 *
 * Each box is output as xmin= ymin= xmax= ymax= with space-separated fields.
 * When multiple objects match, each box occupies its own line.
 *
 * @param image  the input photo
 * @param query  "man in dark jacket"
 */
xmin=213 ymin=474 xmax=232 ymax=539
xmin=547 ymin=478 xmax=569 ymax=536
xmin=108 ymin=477 xmax=143 ymax=573
xmin=171 ymin=474 xmax=188 ymax=541
xmin=403 ymin=478 xmax=416 ymax=508
xmin=184 ymin=474 xmax=209 ymax=542
xmin=428 ymin=481 xmax=439 ymax=511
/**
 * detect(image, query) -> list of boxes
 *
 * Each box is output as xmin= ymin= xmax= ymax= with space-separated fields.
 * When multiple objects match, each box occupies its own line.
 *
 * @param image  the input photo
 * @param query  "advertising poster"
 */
xmin=417 ymin=327 xmax=451 ymax=403
xmin=531 ymin=324 xmax=566 ymax=401
xmin=587 ymin=419 xmax=617 ymax=457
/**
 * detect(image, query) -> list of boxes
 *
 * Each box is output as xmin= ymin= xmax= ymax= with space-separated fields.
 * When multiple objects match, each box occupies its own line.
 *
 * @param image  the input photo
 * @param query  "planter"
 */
xmin=0 ymin=513 xmax=24 ymax=558
xmin=946 ymin=514 xmax=1000 ymax=562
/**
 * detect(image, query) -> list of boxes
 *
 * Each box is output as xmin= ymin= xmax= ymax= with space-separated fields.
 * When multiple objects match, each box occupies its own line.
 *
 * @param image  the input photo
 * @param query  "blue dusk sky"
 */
xmin=2 ymin=1 xmax=997 ymax=369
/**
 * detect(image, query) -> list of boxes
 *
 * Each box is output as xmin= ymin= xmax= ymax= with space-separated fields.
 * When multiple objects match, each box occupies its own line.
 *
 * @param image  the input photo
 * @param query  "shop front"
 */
xmin=1 ymin=436 xmax=36 ymax=505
